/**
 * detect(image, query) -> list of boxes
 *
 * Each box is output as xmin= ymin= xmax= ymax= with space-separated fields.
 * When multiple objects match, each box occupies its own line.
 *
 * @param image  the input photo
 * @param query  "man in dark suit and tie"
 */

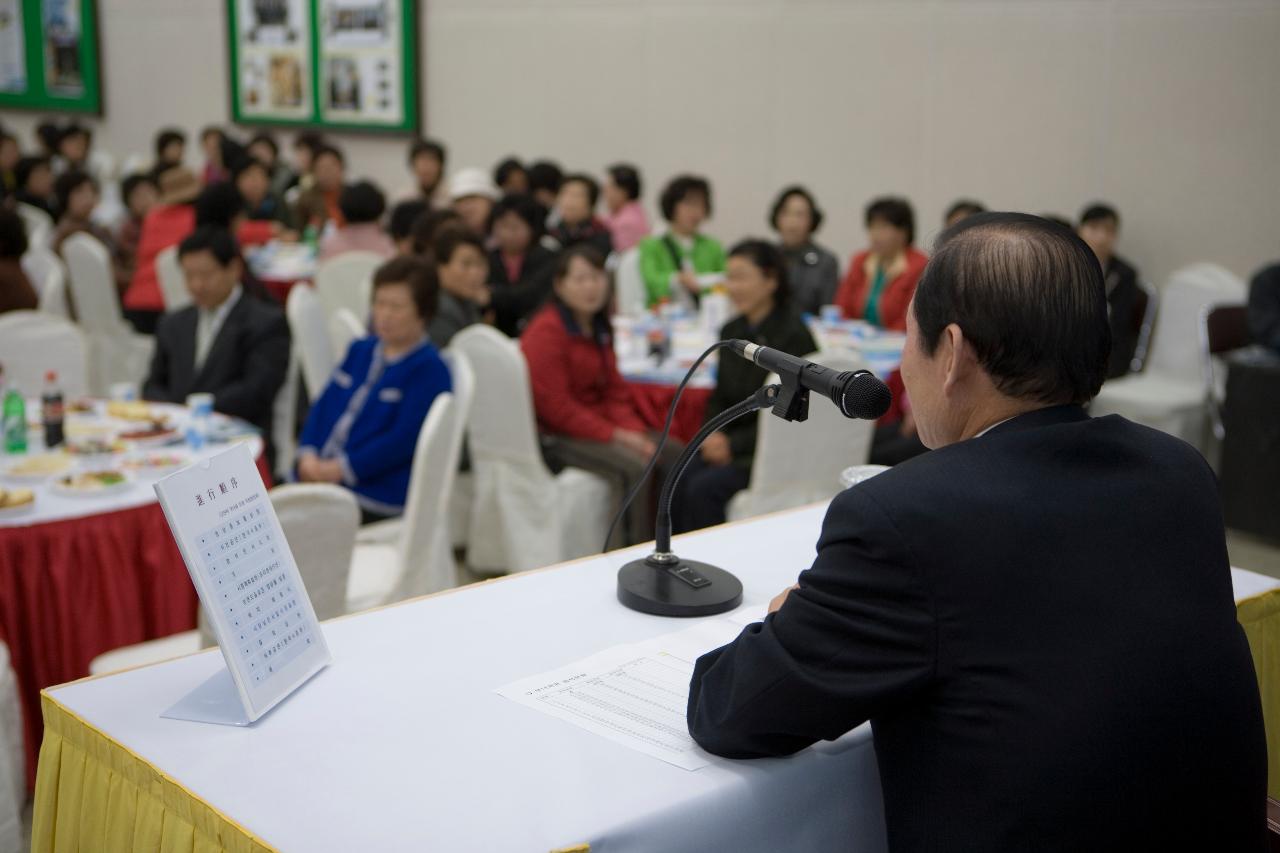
xmin=143 ymin=226 xmax=290 ymax=463
xmin=687 ymin=212 xmax=1267 ymax=851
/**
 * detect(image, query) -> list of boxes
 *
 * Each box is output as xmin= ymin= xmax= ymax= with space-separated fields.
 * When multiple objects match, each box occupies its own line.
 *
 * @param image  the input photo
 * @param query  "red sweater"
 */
xmin=834 ymin=246 xmax=929 ymax=331
xmin=124 ymin=203 xmax=195 ymax=312
xmin=520 ymin=304 xmax=647 ymax=442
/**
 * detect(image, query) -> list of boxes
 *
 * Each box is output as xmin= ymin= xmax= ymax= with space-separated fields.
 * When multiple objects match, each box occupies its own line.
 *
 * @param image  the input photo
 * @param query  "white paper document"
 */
xmin=154 ymin=443 xmax=330 ymax=724
xmin=496 ymin=616 xmax=760 ymax=771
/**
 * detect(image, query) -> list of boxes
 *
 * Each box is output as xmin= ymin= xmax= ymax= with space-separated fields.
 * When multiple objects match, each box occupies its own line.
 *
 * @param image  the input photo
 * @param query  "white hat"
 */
xmin=448 ymin=167 xmax=498 ymax=202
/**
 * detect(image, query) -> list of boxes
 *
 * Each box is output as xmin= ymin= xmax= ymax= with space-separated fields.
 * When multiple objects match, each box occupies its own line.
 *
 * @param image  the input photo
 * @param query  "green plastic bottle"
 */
xmin=2 ymin=386 xmax=26 ymax=454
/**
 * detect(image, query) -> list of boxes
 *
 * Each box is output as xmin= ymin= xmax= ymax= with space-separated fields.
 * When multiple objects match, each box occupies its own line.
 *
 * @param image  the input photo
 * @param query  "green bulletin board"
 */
xmin=227 ymin=0 xmax=419 ymax=134
xmin=0 ymin=0 xmax=102 ymax=114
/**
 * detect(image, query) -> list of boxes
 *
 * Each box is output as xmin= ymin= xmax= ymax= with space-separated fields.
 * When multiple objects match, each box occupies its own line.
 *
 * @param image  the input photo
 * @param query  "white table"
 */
xmin=36 ymin=504 xmax=1280 ymax=852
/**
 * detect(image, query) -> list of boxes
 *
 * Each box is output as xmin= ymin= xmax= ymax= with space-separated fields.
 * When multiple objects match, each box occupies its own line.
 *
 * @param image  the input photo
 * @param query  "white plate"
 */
xmin=50 ymin=473 xmax=135 ymax=499
xmin=0 ymin=454 xmax=73 ymax=482
xmin=119 ymin=430 xmax=181 ymax=449
xmin=122 ymin=452 xmax=191 ymax=477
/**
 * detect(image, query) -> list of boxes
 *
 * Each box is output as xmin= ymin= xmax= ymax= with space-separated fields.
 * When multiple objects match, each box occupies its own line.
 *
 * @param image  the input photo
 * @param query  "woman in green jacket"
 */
xmin=637 ymin=174 xmax=725 ymax=309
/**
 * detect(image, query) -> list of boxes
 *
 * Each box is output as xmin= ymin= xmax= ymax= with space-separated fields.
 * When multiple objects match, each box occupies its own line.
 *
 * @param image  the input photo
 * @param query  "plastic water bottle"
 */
xmin=2 ymin=382 xmax=26 ymax=455
xmin=701 ymin=285 xmax=731 ymax=336
xmin=185 ymin=392 xmax=214 ymax=451
xmin=41 ymin=371 xmax=64 ymax=449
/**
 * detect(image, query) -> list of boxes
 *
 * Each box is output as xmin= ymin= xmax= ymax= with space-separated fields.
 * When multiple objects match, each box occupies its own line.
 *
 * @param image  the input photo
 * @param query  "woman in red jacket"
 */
xmin=834 ymin=197 xmax=928 ymax=331
xmin=521 ymin=245 xmax=681 ymax=547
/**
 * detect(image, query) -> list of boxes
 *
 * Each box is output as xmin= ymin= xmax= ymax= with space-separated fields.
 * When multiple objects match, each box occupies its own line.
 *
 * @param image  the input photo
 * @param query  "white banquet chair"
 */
xmin=727 ymin=351 xmax=877 ymax=521
xmin=0 ymin=643 xmax=22 ymax=853
xmin=21 ymin=245 xmax=69 ymax=316
xmin=450 ymin=326 xmax=613 ymax=573
xmin=613 ymin=247 xmax=646 ymax=317
xmin=155 ymin=245 xmax=191 ymax=312
xmin=61 ymin=232 xmax=154 ymax=395
xmin=15 ymin=202 xmax=53 ymax=249
xmin=346 ymin=352 xmax=475 ymax=612
xmin=331 ymin=307 xmax=366 ymax=357
xmin=0 ymin=312 xmax=89 ymax=397
xmin=90 ymin=484 xmax=359 ymax=674
xmin=313 ymin=251 xmax=380 ymax=348
xmin=287 ymin=284 xmax=338 ymax=399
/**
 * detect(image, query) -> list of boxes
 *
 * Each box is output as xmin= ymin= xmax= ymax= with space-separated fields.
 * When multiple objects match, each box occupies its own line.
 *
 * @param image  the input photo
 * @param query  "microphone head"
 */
xmin=833 ymin=370 xmax=893 ymax=420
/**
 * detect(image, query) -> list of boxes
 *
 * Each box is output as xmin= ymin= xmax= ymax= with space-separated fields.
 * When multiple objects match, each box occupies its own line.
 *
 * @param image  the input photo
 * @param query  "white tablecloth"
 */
xmin=0 ymin=403 xmax=262 ymax=528
xmin=42 ymin=504 xmax=1279 ymax=852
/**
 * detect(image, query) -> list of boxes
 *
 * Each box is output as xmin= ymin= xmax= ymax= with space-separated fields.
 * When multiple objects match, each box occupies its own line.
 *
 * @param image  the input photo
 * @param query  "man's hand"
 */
xmin=677 ymin=270 xmax=700 ymax=294
xmin=768 ymin=583 xmax=800 ymax=614
xmin=613 ymin=429 xmax=656 ymax=459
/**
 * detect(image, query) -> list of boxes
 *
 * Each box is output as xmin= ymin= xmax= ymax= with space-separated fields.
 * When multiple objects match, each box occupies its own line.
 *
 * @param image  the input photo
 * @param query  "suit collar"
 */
xmin=982 ymin=404 xmax=1089 ymax=438
xmin=193 ymin=292 xmax=251 ymax=385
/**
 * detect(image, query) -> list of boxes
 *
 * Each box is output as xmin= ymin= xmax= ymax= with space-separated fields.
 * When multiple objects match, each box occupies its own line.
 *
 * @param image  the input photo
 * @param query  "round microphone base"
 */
xmin=616 ymin=555 xmax=744 ymax=618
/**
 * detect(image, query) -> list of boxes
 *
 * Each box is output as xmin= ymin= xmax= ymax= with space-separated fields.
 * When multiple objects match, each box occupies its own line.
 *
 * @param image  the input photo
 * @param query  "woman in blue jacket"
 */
xmin=297 ymin=255 xmax=452 ymax=522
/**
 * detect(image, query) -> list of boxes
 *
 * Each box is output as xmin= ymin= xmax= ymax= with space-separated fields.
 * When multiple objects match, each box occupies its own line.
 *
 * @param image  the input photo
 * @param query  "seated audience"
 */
xmin=1247 ymin=261 xmax=1280 ymax=354
xmin=493 ymin=157 xmax=529 ymax=196
xmin=13 ymin=156 xmax=58 ymax=218
xmin=247 ymin=133 xmax=295 ymax=201
xmin=293 ymin=144 xmax=347 ymax=232
xmin=233 ymin=156 xmax=291 ymax=231
xmin=1078 ymin=202 xmax=1141 ymax=378
xmin=601 ymin=164 xmax=648 ymax=253
xmin=288 ymin=131 xmax=326 ymax=194
xmin=297 ymin=255 xmax=452 ymax=523
xmin=428 ymin=226 xmax=490 ymax=347
xmin=123 ymin=165 xmax=200 ymax=332
xmin=487 ymin=193 xmax=556 ymax=336
xmin=116 ymin=172 xmax=159 ymax=289
xmin=0 ymin=132 xmax=18 ymax=200
xmin=320 ymin=181 xmax=395 ymax=261
xmin=834 ymin=196 xmax=927 ymax=331
xmin=406 ymin=138 xmax=447 ymax=206
xmin=546 ymin=173 xmax=613 ymax=256
xmin=521 ymin=245 xmax=680 ymax=546
xmin=409 ymin=207 xmax=462 ymax=256
xmin=447 ymin=168 xmax=498 ymax=238
xmin=388 ymin=199 xmax=428 ymax=255
xmin=143 ymin=227 xmax=290 ymax=461
xmin=53 ymin=123 xmax=107 ymax=185
xmin=50 ymin=170 xmax=129 ymax=303
xmin=638 ymin=174 xmax=725 ymax=308
xmin=0 ymin=209 xmax=38 ymax=314
xmin=199 ymin=126 xmax=227 ymax=184
xmin=527 ymin=160 xmax=564 ymax=211
xmin=944 ymin=198 xmax=986 ymax=228
xmin=770 ymin=185 xmax=839 ymax=315
xmin=673 ymin=240 xmax=816 ymax=532
xmin=153 ymin=127 xmax=186 ymax=175
xmin=686 ymin=213 xmax=1267 ymax=852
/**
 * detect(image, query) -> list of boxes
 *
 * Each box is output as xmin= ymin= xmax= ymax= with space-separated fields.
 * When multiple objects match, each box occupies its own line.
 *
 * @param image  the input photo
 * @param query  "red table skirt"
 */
xmin=629 ymin=383 xmax=712 ymax=444
xmin=262 ymin=277 xmax=308 ymax=305
xmin=1 ymin=456 xmax=272 ymax=789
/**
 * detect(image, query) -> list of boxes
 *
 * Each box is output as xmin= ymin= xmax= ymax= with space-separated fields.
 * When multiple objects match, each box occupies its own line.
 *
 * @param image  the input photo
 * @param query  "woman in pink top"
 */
xmin=319 ymin=181 xmax=396 ymax=261
xmin=601 ymin=164 xmax=649 ymax=253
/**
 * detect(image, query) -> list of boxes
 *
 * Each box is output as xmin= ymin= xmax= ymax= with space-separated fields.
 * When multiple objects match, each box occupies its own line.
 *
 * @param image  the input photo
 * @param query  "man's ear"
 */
xmin=940 ymin=323 xmax=977 ymax=396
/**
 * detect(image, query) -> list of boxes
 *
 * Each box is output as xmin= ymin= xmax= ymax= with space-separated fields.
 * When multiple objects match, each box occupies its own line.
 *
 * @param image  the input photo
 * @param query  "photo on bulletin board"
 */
xmin=227 ymin=0 xmax=418 ymax=134
xmin=0 ymin=0 xmax=101 ymax=114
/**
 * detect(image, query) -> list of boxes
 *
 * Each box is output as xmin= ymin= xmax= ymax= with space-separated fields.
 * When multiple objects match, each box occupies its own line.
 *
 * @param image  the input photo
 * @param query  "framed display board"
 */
xmin=0 ymin=0 xmax=103 ymax=114
xmin=227 ymin=0 xmax=419 ymax=134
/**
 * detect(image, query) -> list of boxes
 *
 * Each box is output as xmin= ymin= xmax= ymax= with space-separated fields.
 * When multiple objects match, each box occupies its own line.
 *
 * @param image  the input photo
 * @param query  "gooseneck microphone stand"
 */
xmin=616 ymin=375 xmax=814 ymax=617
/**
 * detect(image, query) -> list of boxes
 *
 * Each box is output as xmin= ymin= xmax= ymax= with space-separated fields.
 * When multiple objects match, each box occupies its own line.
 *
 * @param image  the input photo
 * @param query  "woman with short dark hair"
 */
xmin=674 ymin=239 xmax=817 ymax=532
xmin=637 ymin=174 xmax=725 ymax=308
xmin=319 ymin=180 xmax=395 ymax=260
xmin=486 ymin=193 xmax=556 ymax=336
xmin=834 ymin=196 xmax=927 ymax=330
xmin=602 ymin=163 xmax=648 ymax=253
xmin=546 ymin=173 xmax=613 ymax=257
xmin=769 ymin=185 xmax=839 ymax=315
xmin=428 ymin=226 xmax=490 ymax=347
xmin=297 ymin=255 xmax=452 ymax=522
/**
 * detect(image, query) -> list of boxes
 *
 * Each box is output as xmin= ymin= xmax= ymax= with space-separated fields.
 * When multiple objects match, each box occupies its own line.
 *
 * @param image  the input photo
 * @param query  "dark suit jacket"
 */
xmin=688 ymin=405 xmax=1266 ymax=852
xmin=143 ymin=293 xmax=291 ymax=443
xmin=487 ymin=245 xmax=556 ymax=337
xmin=1104 ymin=255 xmax=1140 ymax=378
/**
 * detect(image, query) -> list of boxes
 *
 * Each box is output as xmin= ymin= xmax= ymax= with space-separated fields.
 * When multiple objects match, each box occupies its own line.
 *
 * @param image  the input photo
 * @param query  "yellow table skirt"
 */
xmin=31 ymin=591 xmax=1280 ymax=852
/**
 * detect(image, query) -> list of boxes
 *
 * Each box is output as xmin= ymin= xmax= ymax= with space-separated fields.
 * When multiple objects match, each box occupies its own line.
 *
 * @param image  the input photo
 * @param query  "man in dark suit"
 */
xmin=687 ymin=212 xmax=1267 ymax=852
xmin=1078 ymin=202 xmax=1142 ymax=378
xmin=143 ymin=226 xmax=290 ymax=463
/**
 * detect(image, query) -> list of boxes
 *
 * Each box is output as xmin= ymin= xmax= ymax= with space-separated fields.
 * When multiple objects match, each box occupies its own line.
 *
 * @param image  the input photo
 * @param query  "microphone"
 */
xmin=728 ymin=341 xmax=892 ymax=419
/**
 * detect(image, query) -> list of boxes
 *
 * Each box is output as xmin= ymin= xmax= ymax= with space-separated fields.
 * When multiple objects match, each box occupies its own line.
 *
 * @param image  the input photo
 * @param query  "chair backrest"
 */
xmin=286 ymin=284 xmax=337 ymax=399
xmin=15 ymin=203 xmax=53 ymax=248
xmin=61 ymin=231 xmax=129 ymax=335
xmin=0 ymin=311 xmax=89 ymax=397
xmin=156 ymin=245 xmax=192 ymax=312
xmin=613 ymin=247 xmax=646 ymax=317
xmin=272 ymin=351 xmax=300 ymax=481
xmin=449 ymin=325 xmax=548 ymax=474
xmin=21 ymin=247 xmax=68 ymax=316
xmin=313 ymin=251 xmax=381 ymax=339
xmin=1146 ymin=263 xmax=1247 ymax=379
xmin=1201 ymin=303 xmax=1250 ymax=441
xmin=1129 ymin=279 xmax=1159 ymax=373
xmin=195 ymin=483 xmax=359 ymax=642
xmin=743 ymin=351 xmax=877 ymax=511
xmin=330 ymin=307 xmax=365 ymax=358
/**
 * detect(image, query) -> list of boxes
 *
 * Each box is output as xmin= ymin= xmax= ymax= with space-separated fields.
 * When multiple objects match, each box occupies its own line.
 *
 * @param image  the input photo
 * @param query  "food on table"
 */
xmin=55 ymin=470 xmax=129 ymax=492
xmin=121 ymin=453 xmax=187 ymax=471
xmin=67 ymin=399 xmax=97 ymax=414
xmin=0 ymin=488 xmax=35 ymax=509
xmin=106 ymin=401 xmax=157 ymax=422
xmin=118 ymin=425 xmax=178 ymax=442
xmin=2 ymin=453 xmax=72 ymax=478
xmin=66 ymin=437 xmax=127 ymax=456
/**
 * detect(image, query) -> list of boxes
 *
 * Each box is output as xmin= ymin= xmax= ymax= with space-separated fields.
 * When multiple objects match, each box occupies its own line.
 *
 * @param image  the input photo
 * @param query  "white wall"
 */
xmin=4 ymin=0 xmax=1279 ymax=286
